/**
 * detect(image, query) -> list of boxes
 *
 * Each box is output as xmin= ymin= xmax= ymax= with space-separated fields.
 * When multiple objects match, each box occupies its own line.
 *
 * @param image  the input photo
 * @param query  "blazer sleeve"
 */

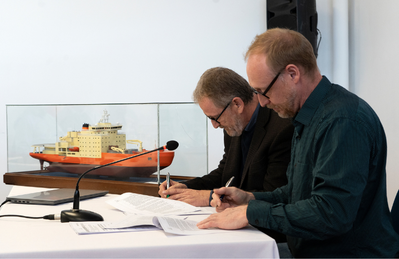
xmin=184 ymin=130 xmax=233 ymax=190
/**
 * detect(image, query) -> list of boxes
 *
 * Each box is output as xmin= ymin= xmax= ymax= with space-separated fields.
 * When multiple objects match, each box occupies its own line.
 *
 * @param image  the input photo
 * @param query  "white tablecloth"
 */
xmin=0 ymin=186 xmax=278 ymax=258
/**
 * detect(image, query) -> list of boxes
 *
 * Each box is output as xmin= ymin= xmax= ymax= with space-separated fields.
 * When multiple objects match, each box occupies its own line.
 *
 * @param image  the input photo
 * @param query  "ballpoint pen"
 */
xmin=220 ymin=176 xmax=234 ymax=201
xmin=166 ymin=172 xmax=170 ymax=198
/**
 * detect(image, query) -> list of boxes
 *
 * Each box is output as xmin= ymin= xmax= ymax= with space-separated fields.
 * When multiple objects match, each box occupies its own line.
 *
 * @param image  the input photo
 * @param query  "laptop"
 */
xmin=6 ymin=188 xmax=109 ymax=205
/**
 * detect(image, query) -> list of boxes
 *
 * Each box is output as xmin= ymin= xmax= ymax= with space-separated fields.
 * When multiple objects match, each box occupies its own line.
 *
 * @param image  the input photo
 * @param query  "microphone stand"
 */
xmin=60 ymin=141 xmax=178 ymax=222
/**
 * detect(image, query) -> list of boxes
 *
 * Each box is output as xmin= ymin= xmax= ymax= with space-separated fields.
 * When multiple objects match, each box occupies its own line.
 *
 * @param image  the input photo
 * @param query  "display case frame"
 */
xmin=4 ymin=102 xmax=207 ymax=195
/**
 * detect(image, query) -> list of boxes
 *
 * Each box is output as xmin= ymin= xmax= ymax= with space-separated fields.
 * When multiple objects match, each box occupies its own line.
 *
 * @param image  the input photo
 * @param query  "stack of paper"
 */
xmin=69 ymin=192 xmax=224 ymax=236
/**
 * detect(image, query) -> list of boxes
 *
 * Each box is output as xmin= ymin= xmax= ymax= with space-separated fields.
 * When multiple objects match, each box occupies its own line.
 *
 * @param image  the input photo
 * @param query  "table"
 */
xmin=3 ymin=170 xmax=194 ymax=197
xmin=0 ymin=186 xmax=278 ymax=258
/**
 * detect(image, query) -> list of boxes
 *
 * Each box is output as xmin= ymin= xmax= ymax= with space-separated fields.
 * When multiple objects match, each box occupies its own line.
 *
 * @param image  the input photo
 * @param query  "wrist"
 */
xmin=196 ymin=190 xmax=211 ymax=207
xmin=246 ymin=192 xmax=255 ymax=203
xmin=209 ymin=190 xmax=214 ymax=206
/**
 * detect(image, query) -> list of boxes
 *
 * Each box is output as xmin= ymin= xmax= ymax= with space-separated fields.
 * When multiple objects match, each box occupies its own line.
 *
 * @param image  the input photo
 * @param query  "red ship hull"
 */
xmin=29 ymin=150 xmax=174 ymax=178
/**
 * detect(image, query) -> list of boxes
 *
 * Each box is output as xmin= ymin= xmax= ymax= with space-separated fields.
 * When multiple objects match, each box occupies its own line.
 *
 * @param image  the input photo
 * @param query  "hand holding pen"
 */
xmin=219 ymin=176 xmax=234 ymax=201
xmin=211 ymin=182 xmax=255 ymax=211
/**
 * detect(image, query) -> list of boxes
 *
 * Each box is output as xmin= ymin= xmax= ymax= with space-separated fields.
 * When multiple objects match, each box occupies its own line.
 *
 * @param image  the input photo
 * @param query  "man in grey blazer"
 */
xmin=159 ymin=67 xmax=293 ymax=218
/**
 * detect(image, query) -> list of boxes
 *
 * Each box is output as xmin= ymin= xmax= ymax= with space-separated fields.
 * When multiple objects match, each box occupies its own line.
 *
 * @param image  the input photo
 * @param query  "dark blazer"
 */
xmin=185 ymin=106 xmax=293 ymax=193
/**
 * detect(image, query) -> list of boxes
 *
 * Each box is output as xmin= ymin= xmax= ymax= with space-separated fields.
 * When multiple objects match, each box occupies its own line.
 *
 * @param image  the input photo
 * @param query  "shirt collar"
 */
xmin=293 ymin=76 xmax=331 ymax=127
xmin=244 ymin=103 xmax=260 ymax=132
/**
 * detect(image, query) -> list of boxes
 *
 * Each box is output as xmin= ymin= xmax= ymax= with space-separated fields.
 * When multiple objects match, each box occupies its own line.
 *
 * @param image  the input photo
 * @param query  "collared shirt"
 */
xmin=246 ymin=76 xmax=399 ymax=258
xmin=240 ymin=104 xmax=260 ymax=176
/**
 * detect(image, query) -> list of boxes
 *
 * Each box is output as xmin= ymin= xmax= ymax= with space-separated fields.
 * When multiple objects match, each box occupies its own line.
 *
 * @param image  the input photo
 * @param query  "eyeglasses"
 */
xmin=207 ymin=101 xmax=231 ymax=124
xmin=255 ymin=71 xmax=281 ymax=99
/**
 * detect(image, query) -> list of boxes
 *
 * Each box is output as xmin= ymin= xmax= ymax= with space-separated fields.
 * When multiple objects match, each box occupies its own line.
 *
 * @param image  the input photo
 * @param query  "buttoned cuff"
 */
xmin=209 ymin=190 xmax=214 ymax=206
xmin=246 ymin=199 xmax=273 ymax=228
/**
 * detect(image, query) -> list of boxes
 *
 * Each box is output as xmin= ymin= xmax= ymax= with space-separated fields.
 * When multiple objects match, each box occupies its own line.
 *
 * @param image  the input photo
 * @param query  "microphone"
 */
xmin=60 ymin=140 xmax=179 ymax=222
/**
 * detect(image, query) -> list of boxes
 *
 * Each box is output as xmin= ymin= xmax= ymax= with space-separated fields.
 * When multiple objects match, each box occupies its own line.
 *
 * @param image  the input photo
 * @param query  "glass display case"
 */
xmin=4 ymin=103 xmax=207 ymax=195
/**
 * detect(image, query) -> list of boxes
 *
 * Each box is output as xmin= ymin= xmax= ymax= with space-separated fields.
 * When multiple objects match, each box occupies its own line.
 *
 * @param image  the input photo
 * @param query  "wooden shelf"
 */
xmin=3 ymin=170 xmax=193 ymax=197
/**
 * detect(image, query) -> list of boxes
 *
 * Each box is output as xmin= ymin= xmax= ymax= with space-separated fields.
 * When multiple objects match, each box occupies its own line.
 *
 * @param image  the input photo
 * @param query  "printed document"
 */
xmin=70 ymin=214 xmax=227 ymax=235
xmin=106 ymin=192 xmax=205 ymax=216
xmin=69 ymin=193 xmax=221 ymax=235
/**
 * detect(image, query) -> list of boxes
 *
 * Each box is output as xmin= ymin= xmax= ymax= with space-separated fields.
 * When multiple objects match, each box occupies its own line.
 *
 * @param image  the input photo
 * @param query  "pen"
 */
xmin=166 ymin=172 xmax=170 ymax=198
xmin=220 ymin=176 xmax=234 ymax=201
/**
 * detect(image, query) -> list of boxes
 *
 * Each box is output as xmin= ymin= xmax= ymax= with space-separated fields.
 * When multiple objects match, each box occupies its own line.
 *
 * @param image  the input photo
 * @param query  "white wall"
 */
xmin=349 ymin=0 xmax=399 ymax=207
xmin=1 ymin=0 xmax=398 ymax=209
xmin=0 ymin=0 xmax=266 ymax=201
xmin=315 ymin=0 xmax=399 ymax=208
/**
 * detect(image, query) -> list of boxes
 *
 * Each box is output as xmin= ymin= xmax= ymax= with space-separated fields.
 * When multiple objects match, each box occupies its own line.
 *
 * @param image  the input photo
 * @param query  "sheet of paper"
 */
xmin=106 ymin=192 xmax=204 ymax=216
xmin=103 ymin=215 xmax=162 ymax=229
xmin=105 ymin=214 xmax=228 ymax=235
xmin=70 ymin=193 xmax=221 ymax=235
xmin=155 ymin=216 xmax=228 ymax=235
xmin=69 ymin=221 xmax=157 ymax=235
xmin=70 ymin=214 xmax=228 ymax=236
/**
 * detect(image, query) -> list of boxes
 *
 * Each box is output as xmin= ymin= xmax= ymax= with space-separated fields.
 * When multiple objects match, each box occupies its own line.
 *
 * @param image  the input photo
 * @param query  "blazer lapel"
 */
xmin=224 ymin=133 xmax=242 ymax=184
xmin=239 ymin=107 xmax=271 ymax=188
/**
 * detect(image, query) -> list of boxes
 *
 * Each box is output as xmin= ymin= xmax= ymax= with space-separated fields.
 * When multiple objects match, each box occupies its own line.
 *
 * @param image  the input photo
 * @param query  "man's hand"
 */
xmin=211 ymin=187 xmax=255 ymax=212
xmin=162 ymin=188 xmax=211 ymax=207
xmin=158 ymin=179 xmax=187 ymax=198
xmin=197 ymin=205 xmax=249 ymax=229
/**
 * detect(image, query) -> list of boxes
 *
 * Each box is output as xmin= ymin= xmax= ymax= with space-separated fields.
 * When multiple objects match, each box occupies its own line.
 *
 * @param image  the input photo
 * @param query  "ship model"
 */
xmin=29 ymin=110 xmax=175 ymax=178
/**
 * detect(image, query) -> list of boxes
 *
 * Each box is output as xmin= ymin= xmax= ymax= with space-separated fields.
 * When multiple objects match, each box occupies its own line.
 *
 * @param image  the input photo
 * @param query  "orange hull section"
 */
xmin=29 ymin=150 xmax=174 ymax=178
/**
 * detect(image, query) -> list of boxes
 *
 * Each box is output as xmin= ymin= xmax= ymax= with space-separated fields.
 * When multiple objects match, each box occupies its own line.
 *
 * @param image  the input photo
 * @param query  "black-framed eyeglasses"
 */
xmin=207 ymin=101 xmax=231 ymax=124
xmin=255 ymin=72 xmax=281 ymax=99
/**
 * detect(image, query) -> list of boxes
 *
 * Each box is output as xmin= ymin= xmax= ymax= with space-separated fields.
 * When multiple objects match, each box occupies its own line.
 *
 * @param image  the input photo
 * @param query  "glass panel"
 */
xmin=6 ymin=103 xmax=207 ymax=183
xmin=7 ymin=105 xmax=57 ymax=172
xmin=159 ymin=103 xmax=207 ymax=177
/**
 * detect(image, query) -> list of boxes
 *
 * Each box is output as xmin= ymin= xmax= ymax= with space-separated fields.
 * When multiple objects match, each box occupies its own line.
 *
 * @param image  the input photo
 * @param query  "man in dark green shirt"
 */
xmin=197 ymin=28 xmax=399 ymax=258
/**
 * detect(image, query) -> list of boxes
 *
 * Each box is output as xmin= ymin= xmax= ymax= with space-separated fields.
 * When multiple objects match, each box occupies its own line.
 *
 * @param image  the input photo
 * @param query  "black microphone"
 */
xmin=60 ymin=140 xmax=179 ymax=222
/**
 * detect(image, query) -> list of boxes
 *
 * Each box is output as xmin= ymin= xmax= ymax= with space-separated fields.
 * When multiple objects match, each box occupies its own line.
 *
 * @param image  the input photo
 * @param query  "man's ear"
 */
xmin=232 ymin=97 xmax=245 ymax=114
xmin=285 ymin=64 xmax=300 ymax=83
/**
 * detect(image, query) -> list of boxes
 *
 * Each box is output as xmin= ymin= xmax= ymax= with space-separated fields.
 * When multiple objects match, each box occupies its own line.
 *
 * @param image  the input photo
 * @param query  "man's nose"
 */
xmin=211 ymin=119 xmax=220 ymax=129
xmin=258 ymin=95 xmax=271 ymax=107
